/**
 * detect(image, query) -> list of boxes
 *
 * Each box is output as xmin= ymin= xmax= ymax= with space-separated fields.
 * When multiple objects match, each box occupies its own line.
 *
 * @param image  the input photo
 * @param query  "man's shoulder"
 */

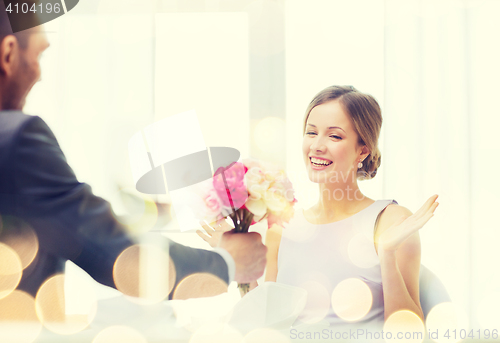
xmin=0 ymin=111 xmax=50 ymax=165
xmin=0 ymin=111 xmax=44 ymax=139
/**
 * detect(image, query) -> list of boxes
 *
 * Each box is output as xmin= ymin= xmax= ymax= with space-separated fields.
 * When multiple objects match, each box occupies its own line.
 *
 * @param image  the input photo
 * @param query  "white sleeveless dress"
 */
xmin=276 ymin=199 xmax=398 ymax=332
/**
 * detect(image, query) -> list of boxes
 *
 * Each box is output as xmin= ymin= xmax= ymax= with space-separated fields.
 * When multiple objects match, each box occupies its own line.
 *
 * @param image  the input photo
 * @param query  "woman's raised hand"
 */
xmin=377 ymin=195 xmax=439 ymax=253
xmin=196 ymin=218 xmax=234 ymax=248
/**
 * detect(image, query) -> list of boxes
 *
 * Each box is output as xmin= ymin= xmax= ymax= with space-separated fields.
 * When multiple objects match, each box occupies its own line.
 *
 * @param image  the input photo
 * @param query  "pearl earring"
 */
xmin=357 ymin=159 xmax=363 ymax=169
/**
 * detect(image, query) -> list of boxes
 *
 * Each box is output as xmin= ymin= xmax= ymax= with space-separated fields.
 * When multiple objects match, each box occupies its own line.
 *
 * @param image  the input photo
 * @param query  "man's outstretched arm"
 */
xmin=9 ymin=114 xmax=241 ymax=296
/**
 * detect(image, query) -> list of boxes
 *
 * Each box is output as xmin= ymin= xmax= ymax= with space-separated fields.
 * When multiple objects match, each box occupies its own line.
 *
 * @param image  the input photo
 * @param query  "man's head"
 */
xmin=0 ymin=5 xmax=49 ymax=111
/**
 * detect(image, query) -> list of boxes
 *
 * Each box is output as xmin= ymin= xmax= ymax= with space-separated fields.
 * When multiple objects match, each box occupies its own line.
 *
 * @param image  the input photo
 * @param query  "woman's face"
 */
xmin=302 ymin=100 xmax=365 ymax=184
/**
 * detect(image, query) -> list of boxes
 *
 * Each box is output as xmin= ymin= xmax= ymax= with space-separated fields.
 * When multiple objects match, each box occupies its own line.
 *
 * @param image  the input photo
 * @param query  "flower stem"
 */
xmin=238 ymin=282 xmax=250 ymax=296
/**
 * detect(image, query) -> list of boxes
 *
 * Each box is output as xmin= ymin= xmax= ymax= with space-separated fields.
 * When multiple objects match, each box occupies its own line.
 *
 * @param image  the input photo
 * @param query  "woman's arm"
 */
xmin=375 ymin=204 xmax=429 ymax=322
xmin=243 ymin=224 xmax=282 ymax=294
xmin=264 ymin=224 xmax=283 ymax=282
xmin=247 ymin=223 xmax=282 ymax=292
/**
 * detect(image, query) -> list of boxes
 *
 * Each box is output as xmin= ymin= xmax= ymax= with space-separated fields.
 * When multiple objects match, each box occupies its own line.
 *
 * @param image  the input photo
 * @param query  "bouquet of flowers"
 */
xmin=191 ymin=159 xmax=296 ymax=293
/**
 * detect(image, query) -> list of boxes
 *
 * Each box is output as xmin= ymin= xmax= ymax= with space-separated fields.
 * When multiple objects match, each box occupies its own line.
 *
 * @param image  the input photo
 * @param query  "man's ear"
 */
xmin=0 ymin=36 xmax=18 ymax=76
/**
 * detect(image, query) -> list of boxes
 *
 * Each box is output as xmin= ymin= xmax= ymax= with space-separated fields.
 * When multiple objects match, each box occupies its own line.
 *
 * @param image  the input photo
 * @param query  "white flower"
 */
xmin=245 ymin=198 xmax=267 ymax=217
xmin=263 ymin=190 xmax=287 ymax=212
xmin=245 ymin=166 xmax=270 ymax=200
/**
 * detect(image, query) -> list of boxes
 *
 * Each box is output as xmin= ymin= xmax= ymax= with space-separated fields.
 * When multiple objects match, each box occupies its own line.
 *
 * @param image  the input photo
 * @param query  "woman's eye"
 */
xmin=330 ymin=135 xmax=342 ymax=140
xmin=306 ymin=132 xmax=316 ymax=136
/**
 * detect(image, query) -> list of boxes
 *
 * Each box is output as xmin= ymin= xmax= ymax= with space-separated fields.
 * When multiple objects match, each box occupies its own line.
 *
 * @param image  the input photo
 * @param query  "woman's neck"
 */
xmin=309 ymin=181 xmax=372 ymax=221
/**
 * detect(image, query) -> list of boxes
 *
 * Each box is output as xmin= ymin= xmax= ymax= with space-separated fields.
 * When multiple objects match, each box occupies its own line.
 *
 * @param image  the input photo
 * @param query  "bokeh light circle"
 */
xmin=331 ymin=278 xmax=373 ymax=322
xmin=35 ymin=274 xmax=97 ymax=335
xmin=426 ymin=302 xmax=468 ymax=343
xmin=173 ymin=273 xmax=228 ymax=300
xmin=0 ymin=219 xmax=39 ymax=270
xmin=0 ymin=242 xmax=23 ymax=299
xmin=113 ymin=244 xmax=175 ymax=304
xmin=383 ymin=310 xmax=425 ymax=343
xmin=0 ymin=290 xmax=42 ymax=343
xmin=92 ymin=325 xmax=148 ymax=343
xmin=297 ymin=280 xmax=330 ymax=324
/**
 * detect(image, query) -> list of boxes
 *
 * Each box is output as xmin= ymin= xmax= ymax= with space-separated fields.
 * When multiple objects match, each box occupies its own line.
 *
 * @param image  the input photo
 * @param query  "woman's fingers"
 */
xmin=397 ymin=201 xmax=438 ymax=236
xmin=219 ymin=219 xmax=234 ymax=232
xmin=380 ymin=197 xmax=439 ymax=252
xmin=197 ymin=220 xmax=218 ymax=242
xmin=421 ymin=205 xmax=437 ymax=224
xmin=196 ymin=229 xmax=210 ymax=241
xmin=197 ymin=219 xmax=232 ymax=248
xmin=408 ymin=203 xmax=438 ymax=232
xmin=418 ymin=201 xmax=439 ymax=222
xmin=199 ymin=220 xmax=217 ymax=233
xmin=413 ymin=194 xmax=439 ymax=219
xmin=215 ymin=217 xmax=226 ymax=226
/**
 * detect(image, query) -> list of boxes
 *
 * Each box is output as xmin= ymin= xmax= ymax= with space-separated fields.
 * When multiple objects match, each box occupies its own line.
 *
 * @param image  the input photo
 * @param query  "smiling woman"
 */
xmin=263 ymin=85 xmax=439 ymax=335
xmin=302 ymin=86 xmax=382 ymax=183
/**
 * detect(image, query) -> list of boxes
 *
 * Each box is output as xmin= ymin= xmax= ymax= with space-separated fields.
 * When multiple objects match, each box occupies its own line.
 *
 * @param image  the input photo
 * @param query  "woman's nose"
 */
xmin=310 ymin=136 xmax=326 ymax=152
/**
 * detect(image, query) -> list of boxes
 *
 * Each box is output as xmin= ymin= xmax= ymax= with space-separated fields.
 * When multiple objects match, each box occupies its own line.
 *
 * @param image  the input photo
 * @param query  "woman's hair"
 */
xmin=303 ymin=85 xmax=383 ymax=180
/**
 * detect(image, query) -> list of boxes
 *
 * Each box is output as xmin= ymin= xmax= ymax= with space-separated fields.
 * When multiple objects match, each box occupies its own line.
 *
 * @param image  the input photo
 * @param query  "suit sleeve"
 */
xmin=12 ymin=116 xmax=229 ymax=293
xmin=167 ymin=240 xmax=230 ymax=299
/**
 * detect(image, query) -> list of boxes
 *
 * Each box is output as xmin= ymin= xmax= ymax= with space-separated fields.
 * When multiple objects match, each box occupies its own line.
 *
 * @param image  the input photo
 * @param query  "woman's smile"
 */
xmin=309 ymin=156 xmax=333 ymax=170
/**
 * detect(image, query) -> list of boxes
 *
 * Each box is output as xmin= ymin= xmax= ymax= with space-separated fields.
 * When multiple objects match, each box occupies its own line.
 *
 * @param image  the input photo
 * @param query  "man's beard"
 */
xmin=2 ymin=81 xmax=25 ymax=110
xmin=4 ymin=54 xmax=32 ymax=110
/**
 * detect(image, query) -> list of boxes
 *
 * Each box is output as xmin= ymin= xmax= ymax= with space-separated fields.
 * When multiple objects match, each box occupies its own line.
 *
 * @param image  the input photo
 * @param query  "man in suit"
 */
xmin=0 ymin=11 xmax=267 ymax=299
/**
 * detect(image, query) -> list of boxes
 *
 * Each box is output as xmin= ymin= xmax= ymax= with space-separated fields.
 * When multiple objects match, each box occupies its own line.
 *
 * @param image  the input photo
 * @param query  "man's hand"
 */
xmin=219 ymin=231 xmax=267 ymax=283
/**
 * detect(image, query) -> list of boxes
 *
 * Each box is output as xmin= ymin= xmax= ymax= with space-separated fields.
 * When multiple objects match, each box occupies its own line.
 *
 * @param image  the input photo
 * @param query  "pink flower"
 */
xmin=213 ymin=162 xmax=248 ymax=210
xmin=203 ymin=188 xmax=223 ymax=219
xmin=189 ymin=180 xmax=224 ymax=222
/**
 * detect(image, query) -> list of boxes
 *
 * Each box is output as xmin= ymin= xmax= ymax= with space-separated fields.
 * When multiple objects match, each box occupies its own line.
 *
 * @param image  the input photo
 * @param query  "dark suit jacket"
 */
xmin=0 ymin=111 xmax=229 ymax=298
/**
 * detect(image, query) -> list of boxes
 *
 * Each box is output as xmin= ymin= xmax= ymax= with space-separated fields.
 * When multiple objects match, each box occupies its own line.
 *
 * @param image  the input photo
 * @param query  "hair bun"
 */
xmin=358 ymin=148 xmax=381 ymax=180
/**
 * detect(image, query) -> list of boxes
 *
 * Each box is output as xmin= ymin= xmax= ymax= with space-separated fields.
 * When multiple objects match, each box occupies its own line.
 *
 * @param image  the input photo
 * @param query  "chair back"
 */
xmin=420 ymin=264 xmax=451 ymax=319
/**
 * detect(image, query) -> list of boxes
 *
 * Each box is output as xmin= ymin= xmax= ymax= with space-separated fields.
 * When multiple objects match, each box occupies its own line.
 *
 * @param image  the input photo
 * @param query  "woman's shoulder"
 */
xmin=375 ymin=202 xmax=413 ymax=235
xmin=380 ymin=202 xmax=413 ymax=219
